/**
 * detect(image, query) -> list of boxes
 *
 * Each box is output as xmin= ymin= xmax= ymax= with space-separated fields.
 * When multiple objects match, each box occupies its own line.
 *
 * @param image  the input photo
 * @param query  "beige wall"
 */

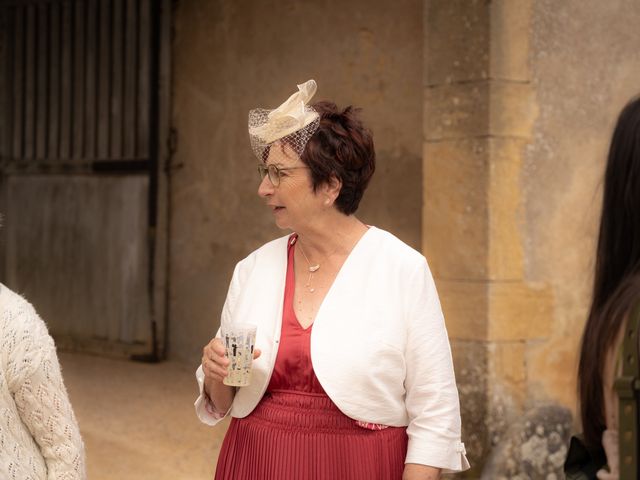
xmin=423 ymin=0 xmax=640 ymax=476
xmin=525 ymin=0 xmax=640 ymax=411
xmin=170 ymin=0 xmax=423 ymax=362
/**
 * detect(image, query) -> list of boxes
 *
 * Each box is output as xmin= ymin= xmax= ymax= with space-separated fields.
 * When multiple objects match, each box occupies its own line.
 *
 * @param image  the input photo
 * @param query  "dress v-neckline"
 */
xmin=289 ymin=227 xmax=373 ymax=331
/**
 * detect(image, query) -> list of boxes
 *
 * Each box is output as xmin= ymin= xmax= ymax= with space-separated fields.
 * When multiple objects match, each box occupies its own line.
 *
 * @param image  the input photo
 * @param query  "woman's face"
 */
xmin=257 ymin=143 xmax=324 ymax=231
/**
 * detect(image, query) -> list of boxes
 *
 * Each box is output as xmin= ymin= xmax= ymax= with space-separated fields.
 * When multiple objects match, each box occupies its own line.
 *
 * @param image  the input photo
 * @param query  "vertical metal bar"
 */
xmin=148 ymin=0 xmax=159 ymax=227
xmin=73 ymin=0 xmax=86 ymax=162
xmin=85 ymin=0 xmax=98 ymax=160
xmin=60 ymin=1 xmax=72 ymax=161
xmin=48 ymin=1 xmax=61 ymax=160
xmin=123 ymin=0 xmax=137 ymax=159
xmin=3 ymin=6 xmax=16 ymax=162
xmin=132 ymin=0 xmax=140 ymax=157
xmin=111 ymin=0 xmax=124 ymax=158
xmin=12 ymin=6 xmax=24 ymax=160
xmin=35 ymin=3 xmax=49 ymax=161
xmin=97 ymin=0 xmax=111 ymax=159
xmin=137 ymin=0 xmax=150 ymax=159
xmin=154 ymin=0 xmax=172 ymax=359
xmin=24 ymin=4 xmax=35 ymax=161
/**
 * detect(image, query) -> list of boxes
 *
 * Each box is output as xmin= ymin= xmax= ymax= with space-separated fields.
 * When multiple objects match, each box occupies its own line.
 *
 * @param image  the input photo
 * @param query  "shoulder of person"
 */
xmin=0 ymin=284 xmax=52 ymax=348
xmin=0 ymin=284 xmax=54 ymax=382
xmin=367 ymin=227 xmax=428 ymax=271
xmin=234 ymin=234 xmax=290 ymax=272
xmin=1 ymin=283 xmax=45 ymax=325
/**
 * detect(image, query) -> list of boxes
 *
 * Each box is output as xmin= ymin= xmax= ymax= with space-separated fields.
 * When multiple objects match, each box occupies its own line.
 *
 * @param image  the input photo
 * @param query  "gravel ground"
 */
xmin=59 ymin=352 xmax=229 ymax=480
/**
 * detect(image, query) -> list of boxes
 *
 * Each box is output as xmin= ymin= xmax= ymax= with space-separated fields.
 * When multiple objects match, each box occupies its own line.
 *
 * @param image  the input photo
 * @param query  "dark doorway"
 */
xmin=0 ymin=0 xmax=171 ymax=359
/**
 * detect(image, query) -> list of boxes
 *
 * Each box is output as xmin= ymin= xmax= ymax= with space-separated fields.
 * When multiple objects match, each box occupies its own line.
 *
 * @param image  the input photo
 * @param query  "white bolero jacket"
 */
xmin=194 ymin=226 xmax=470 ymax=472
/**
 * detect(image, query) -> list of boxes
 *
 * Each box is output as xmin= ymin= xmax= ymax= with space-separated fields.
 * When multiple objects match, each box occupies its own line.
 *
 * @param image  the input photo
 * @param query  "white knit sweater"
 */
xmin=0 ymin=284 xmax=86 ymax=480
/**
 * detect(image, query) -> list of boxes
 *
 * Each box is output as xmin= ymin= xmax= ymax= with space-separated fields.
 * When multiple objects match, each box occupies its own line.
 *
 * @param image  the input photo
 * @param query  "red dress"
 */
xmin=214 ymin=237 xmax=408 ymax=479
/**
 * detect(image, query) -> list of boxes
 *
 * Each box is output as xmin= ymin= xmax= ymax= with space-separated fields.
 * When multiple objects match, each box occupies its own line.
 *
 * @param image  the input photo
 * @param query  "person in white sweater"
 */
xmin=0 ymin=282 xmax=86 ymax=479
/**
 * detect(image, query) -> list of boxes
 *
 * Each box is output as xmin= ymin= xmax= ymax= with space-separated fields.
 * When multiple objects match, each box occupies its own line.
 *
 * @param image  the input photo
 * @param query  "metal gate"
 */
xmin=0 ymin=0 xmax=170 ymax=359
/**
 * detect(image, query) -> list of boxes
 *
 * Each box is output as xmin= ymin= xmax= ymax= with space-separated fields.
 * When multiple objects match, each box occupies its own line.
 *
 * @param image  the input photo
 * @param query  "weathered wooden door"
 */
xmin=0 ymin=0 xmax=170 ymax=359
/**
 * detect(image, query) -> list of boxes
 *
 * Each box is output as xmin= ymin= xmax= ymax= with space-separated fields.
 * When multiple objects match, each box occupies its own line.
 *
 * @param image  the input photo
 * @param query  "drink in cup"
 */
xmin=221 ymin=323 xmax=257 ymax=387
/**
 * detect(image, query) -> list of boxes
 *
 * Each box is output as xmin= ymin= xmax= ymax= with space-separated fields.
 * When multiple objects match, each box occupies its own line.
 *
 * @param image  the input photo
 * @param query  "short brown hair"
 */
xmin=301 ymin=101 xmax=376 ymax=215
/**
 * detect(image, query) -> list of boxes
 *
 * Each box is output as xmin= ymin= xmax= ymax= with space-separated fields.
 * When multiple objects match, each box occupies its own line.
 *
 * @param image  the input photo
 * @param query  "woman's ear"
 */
xmin=322 ymin=175 xmax=342 ymax=205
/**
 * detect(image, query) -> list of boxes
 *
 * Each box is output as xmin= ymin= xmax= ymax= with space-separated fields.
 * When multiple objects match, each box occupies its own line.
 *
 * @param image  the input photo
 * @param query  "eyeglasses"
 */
xmin=257 ymin=164 xmax=309 ymax=187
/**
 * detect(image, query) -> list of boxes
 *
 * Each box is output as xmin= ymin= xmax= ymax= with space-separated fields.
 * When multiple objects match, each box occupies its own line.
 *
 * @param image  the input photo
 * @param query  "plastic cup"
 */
xmin=221 ymin=323 xmax=257 ymax=387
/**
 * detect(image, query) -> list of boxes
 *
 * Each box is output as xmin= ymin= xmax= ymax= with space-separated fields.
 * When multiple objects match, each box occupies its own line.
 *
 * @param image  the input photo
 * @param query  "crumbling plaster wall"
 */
xmin=170 ymin=0 xmax=423 ymax=362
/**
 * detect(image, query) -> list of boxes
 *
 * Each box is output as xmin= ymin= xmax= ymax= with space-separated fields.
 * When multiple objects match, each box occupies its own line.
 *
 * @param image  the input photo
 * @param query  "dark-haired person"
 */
xmin=577 ymin=95 xmax=640 ymax=480
xmin=194 ymin=80 xmax=469 ymax=479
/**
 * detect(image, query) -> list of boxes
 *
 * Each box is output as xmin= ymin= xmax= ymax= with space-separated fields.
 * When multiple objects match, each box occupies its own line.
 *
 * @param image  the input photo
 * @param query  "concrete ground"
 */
xmin=59 ymin=352 xmax=229 ymax=480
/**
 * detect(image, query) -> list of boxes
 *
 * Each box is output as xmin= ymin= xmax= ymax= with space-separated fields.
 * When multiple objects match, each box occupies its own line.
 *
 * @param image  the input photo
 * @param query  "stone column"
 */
xmin=423 ymin=1 xmax=553 ymax=475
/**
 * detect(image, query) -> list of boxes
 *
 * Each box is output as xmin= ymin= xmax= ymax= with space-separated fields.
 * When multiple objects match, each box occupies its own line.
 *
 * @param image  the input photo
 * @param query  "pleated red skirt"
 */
xmin=215 ymin=391 xmax=407 ymax=480
xmin=214 ymin=235 xmax=408 ymax=479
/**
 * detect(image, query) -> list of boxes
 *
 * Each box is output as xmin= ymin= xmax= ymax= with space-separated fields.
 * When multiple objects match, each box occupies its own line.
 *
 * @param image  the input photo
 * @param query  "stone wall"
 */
xmin=170 ymin=0 xmax=423 ymax=362
xmin=525 ymin=0 xmax=640 ymax=411
xmin=423 ymin=0 xmax=640 ymax=476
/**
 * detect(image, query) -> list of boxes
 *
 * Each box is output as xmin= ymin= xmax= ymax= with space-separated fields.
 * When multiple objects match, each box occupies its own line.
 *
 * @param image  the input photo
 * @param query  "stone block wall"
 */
xmin=424 ymin=0 xmax=640 ymax=476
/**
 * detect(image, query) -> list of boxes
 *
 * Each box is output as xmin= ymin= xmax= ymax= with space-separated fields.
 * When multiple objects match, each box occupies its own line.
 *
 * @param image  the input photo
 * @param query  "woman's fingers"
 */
xmin=202 ymin=355 xmax=229 ymax=382
xmin=202 ymin=360 xmax=227 ymax=379
xmin=204 ymin=363 xmax=228 ymax=383
xmin=211 ymin=337 xmax=227 ymax=356
xmin=202 ymin=338 xmax=230 ymax=384
xmin=202 ymin=337 xmax=260 ymax=382
xmin=203 ymin=338 xmax=229 ymax=366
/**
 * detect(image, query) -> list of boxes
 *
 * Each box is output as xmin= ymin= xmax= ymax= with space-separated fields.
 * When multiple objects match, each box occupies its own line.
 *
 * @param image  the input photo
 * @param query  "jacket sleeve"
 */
xmin=403 ymin=258 xmax=470 ymax=472
xmin=194 ymin=260 xmax=242 ymax=426
xmin=7 ymin=304 xmax=86 ymax=480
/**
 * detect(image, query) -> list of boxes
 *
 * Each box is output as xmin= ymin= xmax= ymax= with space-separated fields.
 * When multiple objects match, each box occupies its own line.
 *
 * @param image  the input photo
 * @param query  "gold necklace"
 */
xmin=297 ymin=241 xmax=320 ymax=293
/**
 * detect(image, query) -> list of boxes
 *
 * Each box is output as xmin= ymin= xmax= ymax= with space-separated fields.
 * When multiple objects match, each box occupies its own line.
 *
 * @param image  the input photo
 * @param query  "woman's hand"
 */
xmin=201 ymin=337 xmax=231 ymax=384
xmin=201 ymin=337 xmax=262 ymax=414
xmin=201 ymin=337 xmax=262 ymax=384
xmin=402 ymin=464 xmax=441 ymax=480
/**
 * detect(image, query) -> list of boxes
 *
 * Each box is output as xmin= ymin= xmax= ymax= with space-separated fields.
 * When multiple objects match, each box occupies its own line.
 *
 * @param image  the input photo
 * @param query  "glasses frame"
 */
xmin=257 ymin=163 xmax=309 ymax=187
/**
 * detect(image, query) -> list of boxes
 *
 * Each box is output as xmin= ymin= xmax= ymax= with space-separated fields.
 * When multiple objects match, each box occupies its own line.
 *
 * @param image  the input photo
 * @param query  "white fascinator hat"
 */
xmin=248 ymin=79 xmax=320 ymax=160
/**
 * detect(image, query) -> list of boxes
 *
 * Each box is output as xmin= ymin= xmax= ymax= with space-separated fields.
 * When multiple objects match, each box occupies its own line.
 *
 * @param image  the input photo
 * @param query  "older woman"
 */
xmin=195 ymin=80 xmax=469 ymax=479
